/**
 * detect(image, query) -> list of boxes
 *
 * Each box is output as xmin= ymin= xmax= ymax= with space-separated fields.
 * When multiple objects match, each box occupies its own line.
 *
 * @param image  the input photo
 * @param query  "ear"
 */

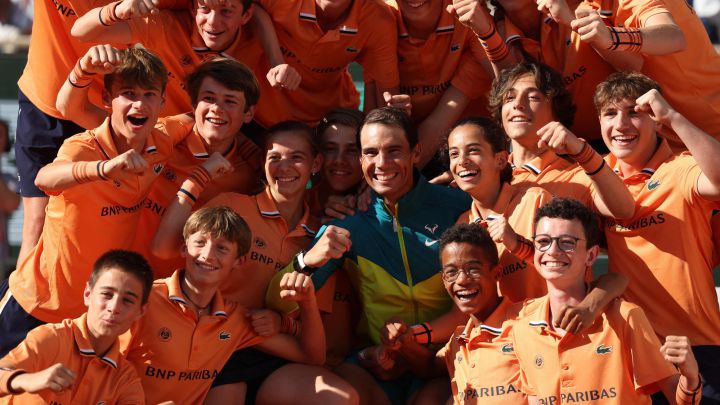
xmin=240 ymin=3 xmax=253 ymax=25
xmin=411 ymin=143 xmax=422 ymax=165
xmin=137 ymin=303 xmax=148 ymax=320
xmin=495 ymin=150 xmax=509 ymax=171
xmin=83 ymin=283 xmax=92 ymax=307
xmin=102 ymin=89 xmax=112 ymax=111
xmin=181 ymin=241 xmax=189 ymax=259
xmin=232 ymin=254 xmax=247 ymax=271
xmin=243 ymin=105 xmax=256 ymax=123
xmin=312 ymin=153 xmax=323 ymax=175
xmin=585 ymin=244 xmax=600 ymax=268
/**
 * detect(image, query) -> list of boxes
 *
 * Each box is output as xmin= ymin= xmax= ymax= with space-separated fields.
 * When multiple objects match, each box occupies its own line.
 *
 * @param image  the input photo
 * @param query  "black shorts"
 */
xmin=211 ymin=347 xmax=288 ymax=404
xmin=14 ymin=89 xmax=85 ymax=197
xmin=0 ymin=278 xmax=44 ymax=358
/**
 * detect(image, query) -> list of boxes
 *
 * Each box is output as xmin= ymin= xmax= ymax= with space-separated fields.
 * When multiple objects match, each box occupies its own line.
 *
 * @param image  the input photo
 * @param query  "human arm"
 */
xmin=250 ymin=4 xmax=301 ymax=90
xmin=634 ymin=89 xmax=720 ymax=201
xmin=71 ymin=0 xmax=161 ymax=43
xmin=1 ymin=364 xmax=76 ymax=396
xmin=658 ymin=336 xmax=702 ymax=405
xmin=537 ymin=121 xmax=635 ymax=219
xmin=570 ymin=7 xmax=685 ymax=56
xmin=486 ymin=215 xmax=535 ymax=260
xmin=35 ymin=148 xmax=149 ymax=194
xmin=417 ymin=86 xmax=470 ymax=168
xmin=255 ymin=272 xmax=325 ymax=365
xmin=555 ymin=272 xmax=628 ymax=334
xmin=301 ymin=225 xmax=352 ymax=268
xmin=151 ymin=153 xmax=234 ymax=259
xmin=379 ymin=317 xmax=448 ymax=379
xmin=56 ymin=44 xmax=119 ymax=130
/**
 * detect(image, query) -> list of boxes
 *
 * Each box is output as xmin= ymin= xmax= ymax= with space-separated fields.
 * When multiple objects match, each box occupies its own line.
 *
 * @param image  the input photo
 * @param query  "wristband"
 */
xmin=68 ymin=59 xmax=96 ymax=88
xmin=606 ymin=26 xmax=643 ymax=53
xmin=676 ymin=375 xmax=702 ymax=405
xmin=410 ymin=323 xmax=433 ymax=347
xmin=477 ymin=25 xmax=510 ymax=62
xmin=279 ymin=313 xmax=301 ymax=336
xmin=99 ymin=1 xmax=124 ymax=26
xmin=71 ymin=161 xmax=106 ymax=184
xmin=569 ymin=140 xmax=605 ymax=176
xmin=509 ymin=234 xmax=534 ymax=260
xmin=4 ymin=369 xmax=27 ymax=395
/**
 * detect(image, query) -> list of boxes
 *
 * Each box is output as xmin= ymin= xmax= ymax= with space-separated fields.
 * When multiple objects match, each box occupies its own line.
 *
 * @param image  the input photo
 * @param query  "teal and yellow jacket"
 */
xmin=307 ymin=173 xmax=471 ymax=345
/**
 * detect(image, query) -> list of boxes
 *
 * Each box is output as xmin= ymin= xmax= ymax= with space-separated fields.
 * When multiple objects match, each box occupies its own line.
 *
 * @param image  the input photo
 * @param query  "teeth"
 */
xmin=207 ymin=117 xmax=227 ymax=125
xmin=612 ymin=135 xmax=635 ymax=142
xmin=455 ymin=290 xmax=479 ymax=301
xmin=542 ymin=261 xmax=566 ymax=268
xmin=510 ymin=117 xmax=529 ymax=122
xmin=276 ymin=177 xmax=297 ymax=183
xmin=196 ymin=261 xmax=216 ymax=270
xmin=375 ymin=173 xmax=397 ymax=181
xmin=330 ymin=170 xmax=350 ymax=176
xmin=458 ymin=170 xmax=477 ymax=178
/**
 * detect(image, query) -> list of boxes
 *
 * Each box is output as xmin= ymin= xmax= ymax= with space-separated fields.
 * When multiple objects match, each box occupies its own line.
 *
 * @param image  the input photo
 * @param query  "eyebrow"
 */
xmin=99 ymin=286 xmax=140 ymax=298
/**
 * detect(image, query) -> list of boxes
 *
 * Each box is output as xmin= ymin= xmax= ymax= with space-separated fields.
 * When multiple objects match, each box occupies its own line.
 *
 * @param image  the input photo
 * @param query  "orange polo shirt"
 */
xmin=204 ymin=187 xmax=319 ymax=306
xmin=17 ymin=0 xmax=108 ymax=120
xmin=134 ymin=125 xmax=263 ymax=278
xmin=510 ymin=17 xmax=617 ymax=142
xmin=509 ymin=150 xmax=595 ymax=206
xmin=512 ymin=295 xmax=677 ymax=404
xmin=440 ymin=299 xmax=525 ymax=405
xmin=127 ymin=11 xmax=265 ymax=116
xmin=0 ymin=313 xmax=144 ymax=405
xmin=457 ymin=183 xmax=552 ymax=303
xmin=379 ymin=0 xmax=493 ymax=122
xmin=603 ymin=138 xmax=720 ymax=345
xmin=253 ymin=0 xmax=399 ymax=126
xmin=585 ymin=0 xmax=720 ymax=151
xmin=123 ymin=271 xmax=265 ymax=405
xmin=9 ymin=117 xmax=192 ymax=323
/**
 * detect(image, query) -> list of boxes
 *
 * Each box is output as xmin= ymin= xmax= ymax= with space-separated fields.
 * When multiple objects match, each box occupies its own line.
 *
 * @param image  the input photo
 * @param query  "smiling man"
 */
xmin=594 ymin=72 xmax=720 ymax=402
xmin=512 ymin=198 xmax=702 ymax=405
xmin=290 ymin=107 xmax=470 ymax=404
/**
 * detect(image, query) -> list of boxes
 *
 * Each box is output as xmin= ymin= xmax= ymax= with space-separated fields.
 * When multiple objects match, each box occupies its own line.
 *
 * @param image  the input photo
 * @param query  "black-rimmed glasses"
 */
xmin=532 ymin=234 xmax=584 ymax=253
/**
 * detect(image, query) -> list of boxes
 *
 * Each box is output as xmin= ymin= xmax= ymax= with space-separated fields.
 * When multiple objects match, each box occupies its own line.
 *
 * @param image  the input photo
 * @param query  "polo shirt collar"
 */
xmin=607 ymin=137 xmax=672 ymax=182
xmin=257 ymin=187 xmax=318 ymax=237
xmin=469 ymin=182 xmax=515 ymax=223
xmin=92 ymin=118 xmax=159 ymax=160
xmin=72 ymin=313 xmax=121 ymax=369
xmin=190 ymin=27 xmax=242 ymax=59
xmin=185 ymin=127 xmax=238 ymax=161
xmin=457 ymin=298 xmax=513 ymax=344
xmin=509 ymin=149 xmax=570 ymax=176
xmin=166 ymin=270 xmax=228 ymax=317
xmin=298 ymin=0 xmax=360 ymax=36
xmin=397 ymin=0 xmax=455 ymax=40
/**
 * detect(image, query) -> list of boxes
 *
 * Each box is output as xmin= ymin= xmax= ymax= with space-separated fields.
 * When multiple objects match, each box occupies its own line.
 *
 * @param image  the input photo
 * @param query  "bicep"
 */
xmin=696 ymin=173 xmax=720 ymax=201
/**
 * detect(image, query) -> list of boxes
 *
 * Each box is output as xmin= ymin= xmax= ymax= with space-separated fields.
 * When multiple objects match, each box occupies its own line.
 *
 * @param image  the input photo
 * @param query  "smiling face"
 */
xmin=182 ymin=231 xmax=243 ymax=290
xmin=396 ymin=0 xmax=443 ymax=23
xmin=194 ymin=0 xmax=251 ymax=51
xmin=265 ymin=131 xmax=322 ymax=203
xmin=84 ymin=268 xmax=146 ymax=342
xmin=360 ymin=123 xmax=419 ymax=206
xmin=441 ymin=242 xmax=499 ymax=317
xmin=599 ymin=98 xmax=659 ymax=169
xmin=448 ymin=123 xmax=507 ymax=199
xmin=500 ymin=74 xmax=554 ymax=142
xmin=320 ymin=124 xmax=362 ymax=194
xmin=104 ymin=80 xmax=164 ymax=145
xmin=194 ymin=76 xmax=253 ymax=152
xmin=533 ymin=217 xmax=597 ymax=287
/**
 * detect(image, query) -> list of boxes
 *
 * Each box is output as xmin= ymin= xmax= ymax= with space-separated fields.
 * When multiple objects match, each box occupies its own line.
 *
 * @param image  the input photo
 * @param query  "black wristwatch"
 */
xmin=292 ymin=251 xmax=316 ymax=274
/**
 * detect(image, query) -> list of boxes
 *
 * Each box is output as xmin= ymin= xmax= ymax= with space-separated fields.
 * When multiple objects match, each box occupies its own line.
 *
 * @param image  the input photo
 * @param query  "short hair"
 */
xmin=362 ymin=107 xmax=418 ymax=149
xmin=104 ymin=47 xmax=168 ymax=93
xmin=264 ymin=120 xmax=318 ymax=156
xmin=593 ymin=72 xmax=662 ymax=114
xmin=316 ymin=108 xmax=364 ymax=143
xmin=194 ymin=0 xmax=252 ymax=12
xmin=439 ymin=223 xmax=500 ymax=269
xmin=489 ymin=62 xmax=575 ymax=128
xmin=449 ymin=116 xmax=512 ymax=184
xmin=183 ymin=206 xmax=252 ymax=256
xmin=535 ymin=198 xmax=600 ymax=248
xmin=89 ymin=250 xmax=154 ymax=304
xmin=185 ymin=57 xmax=260 ymax=111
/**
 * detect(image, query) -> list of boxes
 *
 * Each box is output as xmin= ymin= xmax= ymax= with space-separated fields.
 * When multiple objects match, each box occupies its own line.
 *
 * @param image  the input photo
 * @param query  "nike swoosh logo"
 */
xmin=424 ymin=239 xmax=439 ymax=247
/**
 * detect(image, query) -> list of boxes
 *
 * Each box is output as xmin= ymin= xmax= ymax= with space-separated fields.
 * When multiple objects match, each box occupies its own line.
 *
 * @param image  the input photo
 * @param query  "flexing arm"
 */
xmin=151 ymin=153 xmax=233 ymax=258
xmin=250 ymin=5 xmax=301 ymax=90
xmin=56 ymin=44 xmax=119 ymax=129
xmin=635 ymin=89 xmax=720 ymax=200
xmin=537 ymin=121 xmax=635 ymax=219
xmin=255 ymin=272 xmax=326 ymax=365
xmin=71 ymin=0 xmax=159 ymax=43
xmin=658 ymin=336 xmax=702 ymax=405
xmin=379 ymin=318 xmax=447 ymax=379
xmin=2 ymin=364 xmax=76 ymax=396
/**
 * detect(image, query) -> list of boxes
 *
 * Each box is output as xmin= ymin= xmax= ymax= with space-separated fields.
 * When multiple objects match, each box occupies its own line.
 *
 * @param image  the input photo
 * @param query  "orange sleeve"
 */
xmin=54 ymin=134 xmax=99 ymax=163
xmin=159 ymin=115 xmax=194 ymax=147
xmin=675 ymin=157 xmax=706 ymax=207
xmin=116 ymin=365 xmax=146 ymax=405
xmin=229 ymin=306 xmax=269 ymax=350
xmin=203 ymin=192 xmax=242 ymax=211
xmin=451 ymin=40 xmax=493 ymax=100
xmin=356 ymin=5 xmax=399 ymax=89
xmin=614 ymin=0 xmax=670 ymax=27
xmin=0 ymin=325 xmax=63 ymax=395
xmin=625 ymin=306 xmax=678 ymax=393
